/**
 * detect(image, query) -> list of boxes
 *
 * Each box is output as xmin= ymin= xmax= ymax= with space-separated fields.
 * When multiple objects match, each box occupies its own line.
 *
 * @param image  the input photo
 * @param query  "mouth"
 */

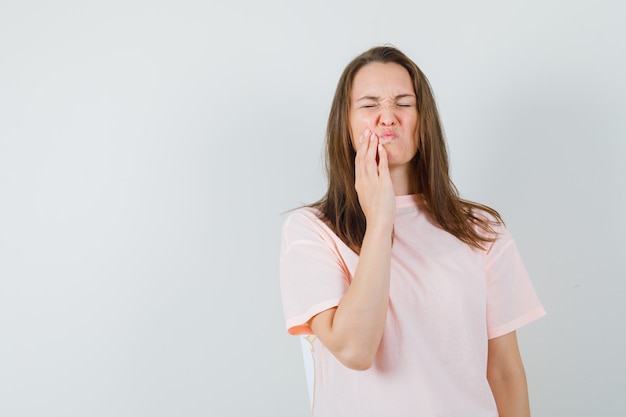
xmin=379 ymin=131 xmax=397 ymax=145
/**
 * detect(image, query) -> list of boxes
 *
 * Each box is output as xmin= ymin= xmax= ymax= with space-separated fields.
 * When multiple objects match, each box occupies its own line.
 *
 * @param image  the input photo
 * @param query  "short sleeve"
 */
xmin=279 ymin=209 xmax=351 ymax=335
xmin=485 ymin=226 xmax=546 ymax=339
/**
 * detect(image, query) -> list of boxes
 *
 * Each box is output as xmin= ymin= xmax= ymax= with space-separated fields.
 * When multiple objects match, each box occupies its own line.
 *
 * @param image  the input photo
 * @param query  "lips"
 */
xmin=379 ymin=131 xmax=397 ymax=144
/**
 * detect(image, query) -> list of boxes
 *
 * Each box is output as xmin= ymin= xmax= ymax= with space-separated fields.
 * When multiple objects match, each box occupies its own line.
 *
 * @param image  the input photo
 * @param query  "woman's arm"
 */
xmin=309 ymin=131 xmax=395 ymax=371
xmin=487 ymin=331 xmax=531 ymax=417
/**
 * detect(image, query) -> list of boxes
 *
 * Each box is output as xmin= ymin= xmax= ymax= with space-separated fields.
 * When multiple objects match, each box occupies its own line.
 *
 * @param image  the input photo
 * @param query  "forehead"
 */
xmin=351 ymin=62 xmax=415 ymax=99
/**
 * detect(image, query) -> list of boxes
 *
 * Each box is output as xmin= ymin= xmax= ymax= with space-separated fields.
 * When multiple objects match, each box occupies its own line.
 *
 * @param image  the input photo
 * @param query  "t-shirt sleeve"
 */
xmin=279 ymin=209 xmax=351 ymax=335
xmin=485 ymin=225 xmax=546 ymax=339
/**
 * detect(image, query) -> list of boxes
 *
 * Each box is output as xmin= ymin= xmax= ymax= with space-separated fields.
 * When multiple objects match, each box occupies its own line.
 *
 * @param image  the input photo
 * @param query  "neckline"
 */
xmin=396 ymin=194 xmax=424 ymax=209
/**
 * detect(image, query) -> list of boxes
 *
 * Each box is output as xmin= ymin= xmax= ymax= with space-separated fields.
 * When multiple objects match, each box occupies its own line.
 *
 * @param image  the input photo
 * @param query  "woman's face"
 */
xmin=349 ymin=62 xmax=419 ymax=170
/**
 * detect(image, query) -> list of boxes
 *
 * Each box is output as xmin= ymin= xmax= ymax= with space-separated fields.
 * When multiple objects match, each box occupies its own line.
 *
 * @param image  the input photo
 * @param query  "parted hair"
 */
xmin=311 ymin=46 xmax=502 ymax=253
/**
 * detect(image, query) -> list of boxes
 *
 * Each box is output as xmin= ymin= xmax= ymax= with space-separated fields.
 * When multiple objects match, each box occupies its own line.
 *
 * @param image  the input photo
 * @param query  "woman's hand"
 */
xmin=354 ymin=129 xmax=396 ymax=230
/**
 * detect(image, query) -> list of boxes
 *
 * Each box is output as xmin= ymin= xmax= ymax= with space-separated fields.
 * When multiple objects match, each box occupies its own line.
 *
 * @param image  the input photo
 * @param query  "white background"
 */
xmin=1 ymin=1 xmax=624 ymax=416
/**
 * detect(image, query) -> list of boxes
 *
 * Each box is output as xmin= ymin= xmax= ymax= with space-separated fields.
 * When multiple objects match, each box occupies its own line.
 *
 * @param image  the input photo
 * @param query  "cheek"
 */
xmin=350 ymin=115 xmax=376 ymax=141
xmin=405 ymin=117 xmax=419 ymax=144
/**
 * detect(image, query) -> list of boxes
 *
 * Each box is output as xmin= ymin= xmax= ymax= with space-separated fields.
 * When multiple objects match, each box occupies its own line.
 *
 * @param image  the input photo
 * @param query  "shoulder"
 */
xmin=282 ymin=206 xmax=323 ymax=233
xmin=471 ymin=209 xmax=518 ymax=261
xmin=466 ymin=204 xmax=511 ymax=253
xmin=280 ymin=207 xmax=353 ymax=268
xmin=281 ymin=207 xmax=335 ymax=245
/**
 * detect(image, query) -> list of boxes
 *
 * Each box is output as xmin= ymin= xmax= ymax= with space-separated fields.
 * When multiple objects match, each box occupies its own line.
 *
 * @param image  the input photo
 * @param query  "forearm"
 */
xmin=333 ymin=223 xmax=391 ymax=350
xmin=489 ymin=370 xmax=530 ymax=417
xmin=311 ymin=221 xmax=392 ymax=370
xmin=487 ymin=332 xmax=531 ymax=417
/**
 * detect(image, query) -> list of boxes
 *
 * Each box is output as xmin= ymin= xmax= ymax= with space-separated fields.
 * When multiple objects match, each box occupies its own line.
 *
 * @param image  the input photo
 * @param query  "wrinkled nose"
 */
xmin=378 ymin=105 xmax=397 ymax=126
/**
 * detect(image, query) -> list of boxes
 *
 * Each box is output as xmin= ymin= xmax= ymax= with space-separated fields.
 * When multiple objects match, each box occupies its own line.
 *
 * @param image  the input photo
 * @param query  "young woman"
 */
xmin=280 ymin=46 xmax=545 ymax=417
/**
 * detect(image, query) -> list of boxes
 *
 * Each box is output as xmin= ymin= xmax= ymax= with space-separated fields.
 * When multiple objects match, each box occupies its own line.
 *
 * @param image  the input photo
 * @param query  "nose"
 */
xmin=378 ymin=105 xmax=397 ymax=126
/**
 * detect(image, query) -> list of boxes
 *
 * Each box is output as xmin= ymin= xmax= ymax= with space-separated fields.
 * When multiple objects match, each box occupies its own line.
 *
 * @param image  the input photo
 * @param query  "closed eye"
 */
xmin=396 ymin=100 xmax=416 ymax=107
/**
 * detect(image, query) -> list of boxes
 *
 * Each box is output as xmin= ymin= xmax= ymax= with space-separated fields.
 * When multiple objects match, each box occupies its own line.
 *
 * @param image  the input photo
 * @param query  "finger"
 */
xmin=377 ymin=144 xmax=391 ymax=179
xmin=355 ymin=129 xmax=371 ymax=176
xmin=357 ymin=129 xmax=370 ymax=152
xmin=364 ymin=132 xmax=379 ymax=177
xmin=355 ymin=129 xmax=370 ymax=158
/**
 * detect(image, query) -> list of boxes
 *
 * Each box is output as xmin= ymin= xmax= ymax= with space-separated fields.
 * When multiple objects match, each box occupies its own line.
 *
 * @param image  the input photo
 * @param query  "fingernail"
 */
xmin=370 ymin=133 xmax=376 ymax=142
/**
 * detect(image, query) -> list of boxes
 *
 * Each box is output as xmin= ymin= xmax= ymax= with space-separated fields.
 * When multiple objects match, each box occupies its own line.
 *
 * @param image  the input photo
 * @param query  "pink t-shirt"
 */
xmin=280 ymin=195 xmax=545 ymax=417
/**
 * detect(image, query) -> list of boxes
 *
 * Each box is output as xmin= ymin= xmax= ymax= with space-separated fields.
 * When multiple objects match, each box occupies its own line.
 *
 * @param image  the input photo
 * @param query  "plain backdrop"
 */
xmin=1 ymin=1 xmax=624 ymax=416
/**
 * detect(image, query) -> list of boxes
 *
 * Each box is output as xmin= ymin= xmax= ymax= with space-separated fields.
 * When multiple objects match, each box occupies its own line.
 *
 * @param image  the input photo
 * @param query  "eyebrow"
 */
xmin=355 ymin=94 xmax=416 ymax=102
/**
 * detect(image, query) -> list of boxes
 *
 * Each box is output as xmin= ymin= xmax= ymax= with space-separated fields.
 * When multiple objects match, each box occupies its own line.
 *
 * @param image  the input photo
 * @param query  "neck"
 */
xmin=390 ymin=166 xmax=420 ymax=196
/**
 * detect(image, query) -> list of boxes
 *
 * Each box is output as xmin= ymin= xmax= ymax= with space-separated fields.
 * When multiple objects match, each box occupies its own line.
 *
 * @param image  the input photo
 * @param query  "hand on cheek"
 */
xmin=354 ymin=128 xmax=395 ymax=226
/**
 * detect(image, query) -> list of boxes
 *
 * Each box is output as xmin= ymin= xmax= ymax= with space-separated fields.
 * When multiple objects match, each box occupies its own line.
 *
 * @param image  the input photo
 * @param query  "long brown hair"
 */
xmin=311 ymin=46 xmax=502 ymax=253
